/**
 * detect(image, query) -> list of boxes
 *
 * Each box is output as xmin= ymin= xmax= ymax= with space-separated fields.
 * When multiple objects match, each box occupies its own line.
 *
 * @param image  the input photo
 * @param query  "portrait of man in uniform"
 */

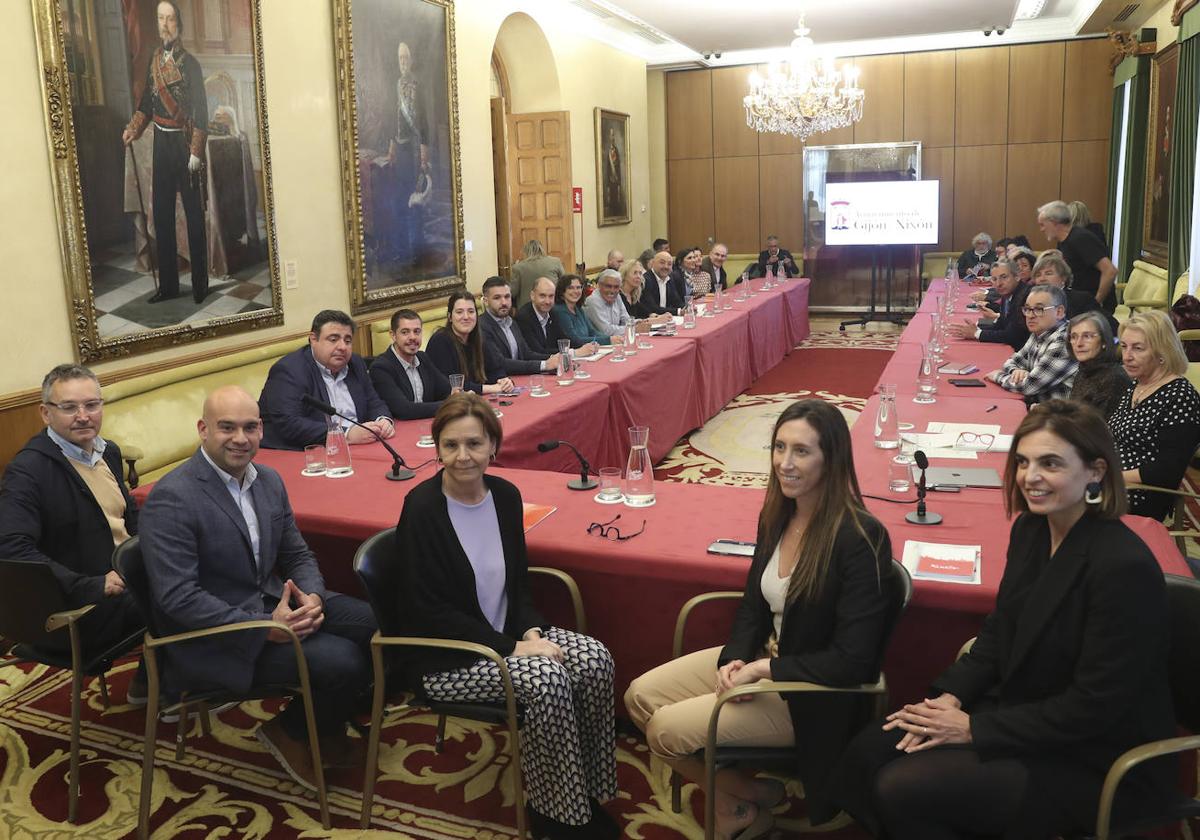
xmin=595 ymin=109 xmax=631 ymax=227
xmin=122 ymin=1 xmax=209 ymax=305
xmin=39 ymin=0 xmax=280 ymax=359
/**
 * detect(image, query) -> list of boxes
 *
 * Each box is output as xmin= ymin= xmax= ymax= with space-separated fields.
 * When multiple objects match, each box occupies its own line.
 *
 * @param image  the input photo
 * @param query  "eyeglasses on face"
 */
xmin=45 ymin=399 xmax=104 ymax=415
xmin=1020 ymin=304 xmax=1058 ymax=316
xmin=586 ymin=513 xmax=645 ymax=542
xmin=1069 ymin=331 xmax=1099 ymax=342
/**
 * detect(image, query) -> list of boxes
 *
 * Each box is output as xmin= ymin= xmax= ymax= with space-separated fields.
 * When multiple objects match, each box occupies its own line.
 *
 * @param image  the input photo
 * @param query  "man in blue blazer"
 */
xmin=140 ymin=385 xmax=375 ymax=789
xmin=259 ymin=310 xmax=394 ymax=450
xmin=369 ymin=308 xmax=451 ymax=420
xmin=478 ymin=276 xmax=561 ymax=377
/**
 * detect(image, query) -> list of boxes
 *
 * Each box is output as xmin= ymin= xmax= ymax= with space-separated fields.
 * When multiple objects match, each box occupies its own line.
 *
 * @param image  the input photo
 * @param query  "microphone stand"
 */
xmin=303 ymin=395 xmax=414 ymax=481
xmin=538 ymin=439 xmax=599 ymax=491
xmin=905 ymin=453 xmax=943 ymax=525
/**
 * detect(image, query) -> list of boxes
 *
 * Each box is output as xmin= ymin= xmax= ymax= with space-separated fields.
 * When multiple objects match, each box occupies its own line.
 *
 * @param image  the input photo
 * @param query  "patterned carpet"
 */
xmin=0 ymin=658 xmax=874 ymax=838
xmin=656 ymin=330 xmax=897 ymax=488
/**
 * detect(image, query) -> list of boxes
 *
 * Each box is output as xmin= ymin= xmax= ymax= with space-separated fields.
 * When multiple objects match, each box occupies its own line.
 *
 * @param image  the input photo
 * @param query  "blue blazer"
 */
xmin=140 ymin=450 xmax=328 ymax=694
xmin=259 ymin=345 xmax=391 ymax=450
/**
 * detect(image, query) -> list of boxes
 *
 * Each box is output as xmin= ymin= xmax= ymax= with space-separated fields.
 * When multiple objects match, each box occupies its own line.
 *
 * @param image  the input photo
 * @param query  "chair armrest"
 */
xmin=370 ymin=633 xmax=518 ymax=724
xmin=528 ymin=566 xmax=586 ymax=634
xmin=44 ymin=604 xmax=95 ymax=633
xmin=1122 ymin=298 xmax=1168 ymax=310
xmin=1095 ymin=734 xmax=1200 ymax=840
xmin=673 ymin=591 xmax=742 ymax=658
xmin=1177 ymin=329 xmax=1200 ymax=342
xmin=1126 ymin=482 xmax=1200 ymax=499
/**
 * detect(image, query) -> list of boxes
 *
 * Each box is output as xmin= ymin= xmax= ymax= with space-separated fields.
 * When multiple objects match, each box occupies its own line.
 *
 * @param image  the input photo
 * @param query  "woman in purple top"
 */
xmin=395 ymin=393 xmax=618 ymax=838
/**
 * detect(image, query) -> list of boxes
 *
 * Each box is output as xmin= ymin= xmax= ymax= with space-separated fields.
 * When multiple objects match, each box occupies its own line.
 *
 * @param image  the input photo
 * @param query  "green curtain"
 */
xmin=1168 ymin=32 xmax=1200 ymax=281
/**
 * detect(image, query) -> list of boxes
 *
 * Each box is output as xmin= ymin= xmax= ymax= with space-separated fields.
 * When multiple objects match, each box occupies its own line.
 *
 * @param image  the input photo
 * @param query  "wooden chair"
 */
xmin=1127 ymin=480 xmax=1200 ymax=558
xmin=1093 ymin=574 xmax=1200 ymax=839
xmin=668 ymin=559 xmax=913 ymax=840
xmin=0 ymin=558 xmax=144 ymax=821
xmin=352 ymin=527 xmax=586 ymax=836
xmin=114 ymin=537 xmax=331 ymax=838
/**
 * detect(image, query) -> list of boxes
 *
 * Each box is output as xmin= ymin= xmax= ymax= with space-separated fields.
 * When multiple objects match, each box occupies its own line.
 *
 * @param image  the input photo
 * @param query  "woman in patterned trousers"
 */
xmin=395 ymin=392 xmax=618 ymax=839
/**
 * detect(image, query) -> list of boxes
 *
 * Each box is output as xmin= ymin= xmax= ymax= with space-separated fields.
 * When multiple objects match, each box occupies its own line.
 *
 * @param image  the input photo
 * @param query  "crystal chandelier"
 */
xmin=743 ymin=14 xmax=865 ymax=140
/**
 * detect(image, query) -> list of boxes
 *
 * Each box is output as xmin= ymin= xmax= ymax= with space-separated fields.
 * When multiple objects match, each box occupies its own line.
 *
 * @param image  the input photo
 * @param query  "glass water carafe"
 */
xmin=624 ymin=425 xmax=655 ymax=507
xmin=325 ymin=419 xmax=354 ymax=477
xmin=874 ymin=385 xmax=900 ymax=449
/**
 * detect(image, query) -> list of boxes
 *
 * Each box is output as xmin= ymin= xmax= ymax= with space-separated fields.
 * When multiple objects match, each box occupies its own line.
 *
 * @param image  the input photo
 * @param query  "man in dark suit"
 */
xmin=516 ymin=276 xmax=600 ymax=354
xmin=701 ymin=243 xmax=731 ymax=291
xmin=0 ymin=364 xmax=144 ymax=695
xmin=140 ymin=386 xmax=376 ymax=789
xmin=479 ymin=276 xmax=561 ymax=377
xmin=756 ymin=235 xmax=799 ymax=278
xmin=259 ymin=310 xmax=394 ymax=450
xmin=643 ymin=250 xmax=685 ymax=315
xmin=948 ymin=260 xmax=1031 ymax=351
xmin=369 ymin=309 xmax=451 ymax=420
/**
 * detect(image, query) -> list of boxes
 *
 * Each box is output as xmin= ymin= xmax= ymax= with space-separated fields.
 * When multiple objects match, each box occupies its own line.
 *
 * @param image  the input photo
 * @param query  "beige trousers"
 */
xmin=624 ymin=646 xmax=795 ymax=759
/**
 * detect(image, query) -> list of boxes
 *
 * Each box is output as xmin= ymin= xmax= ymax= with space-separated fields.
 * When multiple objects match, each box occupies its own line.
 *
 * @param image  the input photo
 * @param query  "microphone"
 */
xmin=301 ymin=394 xmax=415 ymax=481
xmin=537 ymin=439 xmax=599 ymax=491
xmin=905 ymin=450 xmax=942 ymax=525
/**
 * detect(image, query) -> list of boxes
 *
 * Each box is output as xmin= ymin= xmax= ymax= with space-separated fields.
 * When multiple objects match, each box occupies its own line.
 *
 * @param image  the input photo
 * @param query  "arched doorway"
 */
xmin=490 ymin=14 xmax=573 ymax=278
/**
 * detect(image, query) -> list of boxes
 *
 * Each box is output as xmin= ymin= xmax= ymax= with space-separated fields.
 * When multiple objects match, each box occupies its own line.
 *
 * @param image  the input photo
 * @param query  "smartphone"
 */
xmin=949 ymin=378 xmax=986 ymax=387
xmin=706 ymin=539 xmax=756 ymax=557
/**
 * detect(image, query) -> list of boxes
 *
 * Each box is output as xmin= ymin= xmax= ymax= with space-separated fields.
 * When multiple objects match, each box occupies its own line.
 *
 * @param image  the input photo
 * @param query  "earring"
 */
xmin=1084 ymin=481 xmax=1103 ymax=505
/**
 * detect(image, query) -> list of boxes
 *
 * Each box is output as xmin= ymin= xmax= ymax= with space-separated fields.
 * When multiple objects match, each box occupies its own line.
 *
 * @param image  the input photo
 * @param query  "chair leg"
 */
xmin=68 ymin=668 xmax=82 ymax=823
xmin=670 ymin=769 xmax=682 ymax=813
xmin=98 ymin=672 xmax=110 ymax=709
xmin=360 ymin=647 xmax=388 ymax=829
xmin=199 ymin=704 xmax=213 ymax=738
xmin=435 ymin=714 xmax=447 ymax=753
xmin=139 ymin=651 xmax=161 ymax=840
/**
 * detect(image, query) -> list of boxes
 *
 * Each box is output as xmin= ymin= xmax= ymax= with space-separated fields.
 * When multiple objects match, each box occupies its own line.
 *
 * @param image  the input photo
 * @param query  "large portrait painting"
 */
xmin=1142 ymin=42 xmax=1178 ymax=268
xmin=333 ymin=0 xmax=465 ymax=315
xmin=595 ymin=108 xmax=631 ymax=227
xmin=32 ymin=0 xmax=282 ymax=362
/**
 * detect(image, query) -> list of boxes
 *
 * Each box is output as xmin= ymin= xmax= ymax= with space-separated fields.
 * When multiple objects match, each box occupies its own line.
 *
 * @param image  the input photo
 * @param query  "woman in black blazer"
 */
xmin=423 ymin=291 xmax=514 ymax=396
xmin=625 ymin=400 xmax=895 ymax=839
xmin=394 ymin=393 xmax=618 ymax=839
xmin=833 ymin=400 xmax=1175 ymax=839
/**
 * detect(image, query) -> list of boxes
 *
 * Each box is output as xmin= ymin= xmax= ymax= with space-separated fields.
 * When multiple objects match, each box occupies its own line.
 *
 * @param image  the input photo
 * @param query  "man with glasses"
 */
xmin=0 ymin=364 xmax=145 ymax=699
xmin=584 ymin=268 xmax=650 ymax=336
xmin=985 ymin=285 xmax=1078 ymax=404
xmin=947 ymin=260 xmax=1030 ymax=351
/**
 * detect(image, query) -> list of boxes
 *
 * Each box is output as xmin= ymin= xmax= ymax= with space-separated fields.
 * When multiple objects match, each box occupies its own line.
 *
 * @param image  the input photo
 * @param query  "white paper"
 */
xmin=900 ymin=433 xmax=978 ymax=460
xmin=901 ymin=541 xmax=982 ymax=585
xmin=926 ymin=422 xmax=1002 ymax=436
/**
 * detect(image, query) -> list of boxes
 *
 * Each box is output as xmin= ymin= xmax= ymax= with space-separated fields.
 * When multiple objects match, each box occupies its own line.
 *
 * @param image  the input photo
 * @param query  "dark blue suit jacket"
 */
xmin=479 ymin=311 xmax=548 ymax=376
xmin=141 ymin=449 xmax=328 ymax=694
xmin=259 ymin=345 xmax=391 ymax=450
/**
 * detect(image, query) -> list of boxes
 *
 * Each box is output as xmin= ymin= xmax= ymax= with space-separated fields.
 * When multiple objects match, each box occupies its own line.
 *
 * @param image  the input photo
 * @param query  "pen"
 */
xmin=985 ymin=404 xmax=997 ymax=413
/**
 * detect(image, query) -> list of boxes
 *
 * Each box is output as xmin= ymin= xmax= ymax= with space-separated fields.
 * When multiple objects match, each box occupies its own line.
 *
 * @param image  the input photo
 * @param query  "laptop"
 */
xmin=912 ymin=466 xmax=1004 ymax=489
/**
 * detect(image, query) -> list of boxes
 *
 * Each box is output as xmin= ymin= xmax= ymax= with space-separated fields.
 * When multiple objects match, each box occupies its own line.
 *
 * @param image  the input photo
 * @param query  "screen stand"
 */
xmin=840 ymin=247 xmax=911 ymax=331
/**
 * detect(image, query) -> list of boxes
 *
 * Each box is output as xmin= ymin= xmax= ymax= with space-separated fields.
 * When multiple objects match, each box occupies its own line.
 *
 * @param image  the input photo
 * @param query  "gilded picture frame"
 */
xmin=332 ymin=0 xmax=466 ymax=316
xmin=31 ymin=0 xmax=283 ymax=363
xmin=595 ymin=108 xmax=631 ymax=227
xmin=1141 ymin=42 xmax=1179 ymax=269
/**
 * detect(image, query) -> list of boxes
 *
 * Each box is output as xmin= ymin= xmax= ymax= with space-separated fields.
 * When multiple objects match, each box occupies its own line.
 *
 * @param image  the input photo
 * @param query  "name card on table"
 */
xmin=902 ymin=541 xmax=982 ymax=585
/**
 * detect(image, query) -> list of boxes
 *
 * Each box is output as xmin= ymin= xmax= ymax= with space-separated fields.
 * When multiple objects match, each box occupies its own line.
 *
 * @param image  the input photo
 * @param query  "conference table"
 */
xmin=354 ymin=279 xmax=811 ymax=472
xmin=132 ymin=275 xmax=1190 ymax=706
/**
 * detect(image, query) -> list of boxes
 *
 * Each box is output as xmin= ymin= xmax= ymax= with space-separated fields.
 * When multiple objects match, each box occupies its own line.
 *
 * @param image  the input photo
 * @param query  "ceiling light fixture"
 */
xmin=743 ymin=13 xmax=864 ymax=140
xmin=1014 ymin=0 xmax=1047 ymax=20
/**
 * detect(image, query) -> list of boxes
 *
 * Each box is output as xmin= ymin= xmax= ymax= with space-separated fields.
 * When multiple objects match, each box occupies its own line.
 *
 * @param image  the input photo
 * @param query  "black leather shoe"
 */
xmin=148 ymin=291 xmax=179 ymax=303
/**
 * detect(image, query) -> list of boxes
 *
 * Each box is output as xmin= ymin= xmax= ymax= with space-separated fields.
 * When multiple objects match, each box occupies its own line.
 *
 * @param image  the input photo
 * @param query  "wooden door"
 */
xmin=506 ymin=111 xmax=574 ymax=271
xmin=490 ymin=98 xmax=512 ymax=279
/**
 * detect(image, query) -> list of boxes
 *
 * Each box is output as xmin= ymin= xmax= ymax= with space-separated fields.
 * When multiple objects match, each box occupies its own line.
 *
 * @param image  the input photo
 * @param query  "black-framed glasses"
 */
xmin=587 ymin=513 xmax=645 ymax=542
xmin=1020 ymin=304 xmax=1059 ymax=316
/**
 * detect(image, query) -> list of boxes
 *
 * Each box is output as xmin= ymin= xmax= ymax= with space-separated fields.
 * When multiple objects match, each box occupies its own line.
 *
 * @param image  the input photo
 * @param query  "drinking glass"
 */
xmin=598 ymin=467 xmax=623 ymax=502
xmin=610 ymin=341 xmax=626 ymax=362
xmin=530 ymin=374 xmax=547 ymax=395
xmin=448 ymin=374 xmax=464 ymax=394
xmin=557 ymin=338 xmax=571 ymax=357
xmin=624 ymin=323 xmax=638 ymax=354
xmin=888 ymin=456 xmax=912 ymax=493
xmin=734 ymin=274 xmax=748 ymax=301
xmin=682 ymin=302 xmax=697 ymax=329
xmin=302 ymin=444 xmax=326 ymax=476
xmin=574 ymin=357 xmax=590 ymax=379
